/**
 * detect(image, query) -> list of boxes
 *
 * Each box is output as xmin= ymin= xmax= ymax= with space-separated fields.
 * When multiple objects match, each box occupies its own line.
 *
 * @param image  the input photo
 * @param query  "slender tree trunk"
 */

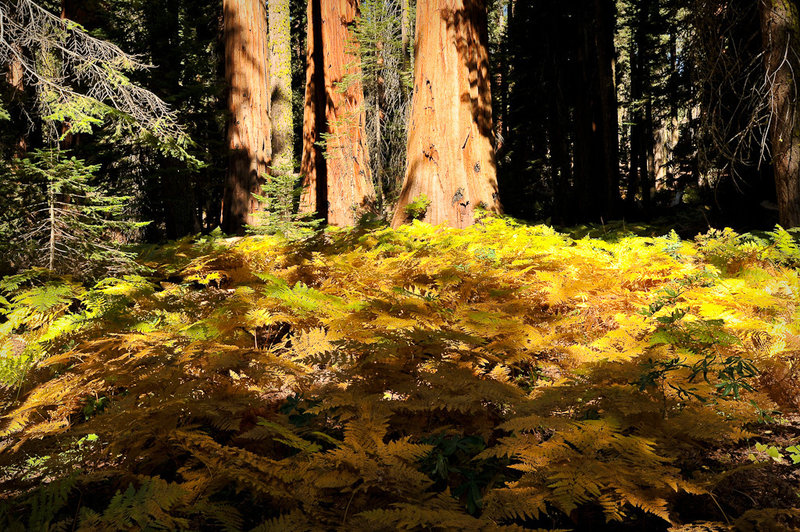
xmin=375 ymin=40 xmax=385 ymax=207
xmin=392 ymin=0 xmax=502 ymax=228
xmin=300 ymin=0 xmax=328 ymax=224
xmin=626 ymin=3 xmax=652 ymax=214
xmin=48 ymin=183 xmax=55 ymax=271
xmin=401 ymin=0 xmax=411 ymax=93
xmin=269 ymin=0 xmax=294 ymax=171
xmin=760 ymin=0 xmax=800 ymax=227
xmin=549 ymin=85 xmax=572 ymax=224
xmin=595 ymin=0 xmax=620 ymax=218
xmin=498 ymin=0 xmax=510 ymax=155
xmin=222 ymin=0 xmax=271 ymax=235
xmin=300 ymin=0 xmax=375 ymax=227
xmin=6 ymin=47 xmax=27 ymax=156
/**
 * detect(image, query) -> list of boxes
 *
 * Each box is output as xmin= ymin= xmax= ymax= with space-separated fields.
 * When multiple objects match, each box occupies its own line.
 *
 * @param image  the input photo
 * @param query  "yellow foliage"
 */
xmin=0 ymin=217 xmax=797 ymax=529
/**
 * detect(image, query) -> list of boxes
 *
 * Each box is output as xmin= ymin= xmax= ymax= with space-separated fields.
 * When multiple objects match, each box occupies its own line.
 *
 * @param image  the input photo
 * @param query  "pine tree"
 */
xmin=0 ymin=149 xmax=146 ymax=277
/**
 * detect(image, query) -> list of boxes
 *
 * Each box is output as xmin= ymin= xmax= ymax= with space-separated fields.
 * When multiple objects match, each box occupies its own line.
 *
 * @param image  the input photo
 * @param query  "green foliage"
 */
xmin=250 ymin=166 xmax=321 ymax=240
xmin=0 ymin=149 xmax=147 ymax=278
xmin=695 ymin=225 xmax=800 ymax=272
xmin=419 ymin=433 xmax=509 ymax=515
xmin=350 ymin=0 xmax=413 ymax=209
xmin=637 ymin=273 xmax=758 ymax=400
xmin=0 ymin=0 xmax=191 ymax=153
xmin=0 ymin=271 xmax=154 ymax=386
xmin=0 ymin=219 xmax=797 ymax=530
xmin=748 ymin=441 xmax=800 ymax=466
xmin=403 ymin=193 xmax=431 ymax=221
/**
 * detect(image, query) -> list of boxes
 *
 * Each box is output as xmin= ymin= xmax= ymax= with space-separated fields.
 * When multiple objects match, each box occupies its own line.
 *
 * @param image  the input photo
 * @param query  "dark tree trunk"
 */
xmin=146 ymin=0 xmax=200 ymax=238
xmin=760 ymin=0 xmax=800 ymax=227
xmin=6 ymin=48 xmax=27 ymax=156
xmin=572 ymin=0 xmax=620 ymax=221
xmin=626 ymin=1 xmax=654 ymax=216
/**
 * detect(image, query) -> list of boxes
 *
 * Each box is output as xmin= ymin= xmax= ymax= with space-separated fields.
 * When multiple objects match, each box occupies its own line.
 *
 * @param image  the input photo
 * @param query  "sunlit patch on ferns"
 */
xmin=0 ymin=218 xmax=797 ymax=528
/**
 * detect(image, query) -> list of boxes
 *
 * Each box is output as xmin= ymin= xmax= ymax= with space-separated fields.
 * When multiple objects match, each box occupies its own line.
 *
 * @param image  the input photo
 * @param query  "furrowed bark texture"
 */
xmin=222 ymin=0 xmax=271 ymax=235
xmin=391 ymin=0 xmax=501 ymax=228
xmin=760 ymin=0 xmax=800 ymax=227
xmin=300 ymin=0 xmax=375 ymax=227
xmin=269 ymin=0 xmax=294 ymax=170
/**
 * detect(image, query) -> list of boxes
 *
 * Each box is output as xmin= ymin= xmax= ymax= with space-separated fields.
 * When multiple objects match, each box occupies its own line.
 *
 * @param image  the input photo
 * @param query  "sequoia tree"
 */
xmin=760 ymin=0 xmax=800 ymax=227
xmin=221 ymin=0 xmax=271 ymax=235
xmin=391 ymin=0 xmax=501 ymax=228
xmin=300 ymin=0 xmax=375 ymax=226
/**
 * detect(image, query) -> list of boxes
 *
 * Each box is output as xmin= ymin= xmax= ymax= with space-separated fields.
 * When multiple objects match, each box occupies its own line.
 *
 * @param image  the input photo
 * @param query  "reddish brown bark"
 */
xmin=760 ymin=0 xmax=800 ymax=227
xmin=222 ymin=0 xmax=271 ymax=235
xmin=391 ymin=0 xmax=501 ymax=228
xmin=61 ymin=0 xmax=99 ymax=26
xmin=300 ymin=0 xmax=375 ymax=227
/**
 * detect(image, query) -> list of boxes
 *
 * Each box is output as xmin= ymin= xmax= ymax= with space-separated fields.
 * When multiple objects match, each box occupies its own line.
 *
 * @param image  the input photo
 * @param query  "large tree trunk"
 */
xmin=760 ymin=0 xmax=800 ymax=227
xmin=300 ymin=0 xmax=375 ymax=227
xmin=222 ymin=0 xmax=271 ymax=235
xmin=269 ymin=0 xmax=294 ymax=171
xmin=391 ymin=0 xmax=501 ymax=228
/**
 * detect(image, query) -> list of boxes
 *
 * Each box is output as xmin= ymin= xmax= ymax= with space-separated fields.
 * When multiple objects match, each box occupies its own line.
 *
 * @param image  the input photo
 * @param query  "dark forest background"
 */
xmin=1 ymin=0 xmax=793 ymax=248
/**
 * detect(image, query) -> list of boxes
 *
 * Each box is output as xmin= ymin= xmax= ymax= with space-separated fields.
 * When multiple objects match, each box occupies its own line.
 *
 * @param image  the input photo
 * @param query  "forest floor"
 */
xmin=1 ymin=215 xmax=800 ymax=530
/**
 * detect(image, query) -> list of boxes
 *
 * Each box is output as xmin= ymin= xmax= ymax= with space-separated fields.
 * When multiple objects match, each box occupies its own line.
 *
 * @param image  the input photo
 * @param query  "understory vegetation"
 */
xmin=1 ymin=216 xmax=799 ymax=530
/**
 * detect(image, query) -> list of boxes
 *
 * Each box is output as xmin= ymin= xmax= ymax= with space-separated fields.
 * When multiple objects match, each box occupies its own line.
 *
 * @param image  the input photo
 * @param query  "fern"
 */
xmin=0 ymin=217 xmax=796 ymax=529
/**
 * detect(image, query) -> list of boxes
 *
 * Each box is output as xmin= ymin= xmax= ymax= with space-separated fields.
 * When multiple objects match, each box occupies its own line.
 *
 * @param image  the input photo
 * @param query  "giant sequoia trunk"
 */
xmin=269 ymin=0 xmax=293 ymax=170
xmin=760 ymin=0 xmax=800 ymax=227
xmin=300 ymin=0 xmax=374 ymax=227
xmin=391 ymin=0 xmax=501 ymax=228
xmin=591 ymin=0 xmax=620 ymax=218
xmin=222 ymin=0 xmax=271 ymax=235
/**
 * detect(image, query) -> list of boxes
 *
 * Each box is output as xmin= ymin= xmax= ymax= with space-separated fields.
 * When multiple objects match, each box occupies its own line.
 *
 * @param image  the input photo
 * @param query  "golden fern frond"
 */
xmin=482 ymin=487 xmax=549 ymax=522
xmin=249 ymin=510 xmax=312 ymax=532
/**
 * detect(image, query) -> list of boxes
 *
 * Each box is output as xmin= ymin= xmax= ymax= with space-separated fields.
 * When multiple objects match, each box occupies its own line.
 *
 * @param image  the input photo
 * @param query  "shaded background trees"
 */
xmin=1 ymin=0 xmax=799 ymax=247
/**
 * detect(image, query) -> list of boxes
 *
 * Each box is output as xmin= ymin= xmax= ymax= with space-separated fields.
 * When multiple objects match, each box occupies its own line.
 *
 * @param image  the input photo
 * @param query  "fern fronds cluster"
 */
xmin=0 ymin=217 xmax=798 ymax=529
